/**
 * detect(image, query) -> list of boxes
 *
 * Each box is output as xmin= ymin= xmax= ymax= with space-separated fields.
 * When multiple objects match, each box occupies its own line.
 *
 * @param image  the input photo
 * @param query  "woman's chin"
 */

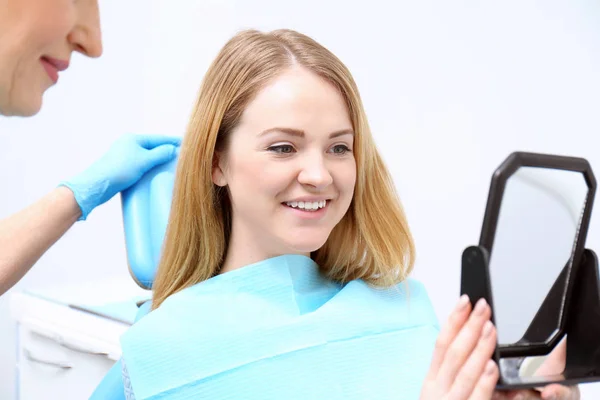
xmin=285 ymin=237 xmax=329 ymax=254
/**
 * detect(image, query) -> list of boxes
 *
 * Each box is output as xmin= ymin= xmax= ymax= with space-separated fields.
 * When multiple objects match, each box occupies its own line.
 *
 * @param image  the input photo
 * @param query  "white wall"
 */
xmin=1 ymin=0 xmax=599 ymax=398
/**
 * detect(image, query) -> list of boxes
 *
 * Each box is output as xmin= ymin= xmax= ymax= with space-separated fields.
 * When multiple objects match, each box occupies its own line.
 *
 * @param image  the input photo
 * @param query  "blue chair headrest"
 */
xmin=121 ymin=157 xmax=177 ymax=289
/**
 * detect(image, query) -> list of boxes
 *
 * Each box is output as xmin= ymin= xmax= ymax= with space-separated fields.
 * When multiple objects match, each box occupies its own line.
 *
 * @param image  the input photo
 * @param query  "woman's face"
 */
xmin=213 ymin=66 xmax=357 ymax=259
xmin=0 ymin=0 xmax=102 ymax=116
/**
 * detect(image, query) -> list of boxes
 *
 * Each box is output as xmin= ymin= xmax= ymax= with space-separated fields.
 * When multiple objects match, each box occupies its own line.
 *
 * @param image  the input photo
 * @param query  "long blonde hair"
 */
xmin=152 ymin=29 xmax=415 ymax=309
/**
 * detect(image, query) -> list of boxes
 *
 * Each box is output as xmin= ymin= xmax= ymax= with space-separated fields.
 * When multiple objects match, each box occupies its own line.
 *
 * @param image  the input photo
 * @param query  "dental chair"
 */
xmin=90 ymin=157 xmax=178 ymax=400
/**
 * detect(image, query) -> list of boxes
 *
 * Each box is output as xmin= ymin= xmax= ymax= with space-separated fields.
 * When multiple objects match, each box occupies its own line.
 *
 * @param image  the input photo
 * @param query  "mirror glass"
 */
xmin=489 ymin=167 xmax=587 ymax=346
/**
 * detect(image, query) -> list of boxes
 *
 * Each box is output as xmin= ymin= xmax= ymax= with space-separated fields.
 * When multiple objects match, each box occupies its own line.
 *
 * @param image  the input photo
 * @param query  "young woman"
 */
xmin=118 ymin=29 xmax=577 ymax=400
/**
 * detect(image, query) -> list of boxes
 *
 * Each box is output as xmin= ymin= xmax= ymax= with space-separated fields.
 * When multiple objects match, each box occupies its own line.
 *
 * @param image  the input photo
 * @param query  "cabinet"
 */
xmin=10 ymin=280 xmax=149 ymax=399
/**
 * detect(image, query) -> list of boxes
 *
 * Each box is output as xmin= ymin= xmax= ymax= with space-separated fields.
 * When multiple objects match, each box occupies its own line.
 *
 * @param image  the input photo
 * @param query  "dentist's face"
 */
xmin=213 ymin=66 xmax=357 ymax=256
xmin=0 ymin=0 xmax=103 ymax=117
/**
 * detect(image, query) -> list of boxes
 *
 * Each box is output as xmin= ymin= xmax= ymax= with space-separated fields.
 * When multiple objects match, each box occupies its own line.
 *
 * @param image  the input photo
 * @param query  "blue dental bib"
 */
xmin=120 ymin=255 xmax=439 ymax=399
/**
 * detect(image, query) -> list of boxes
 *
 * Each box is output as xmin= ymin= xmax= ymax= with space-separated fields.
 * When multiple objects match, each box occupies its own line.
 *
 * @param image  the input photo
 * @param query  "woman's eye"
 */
xmin=330 ymin=144 xmax=351 ymax=155
xmin=268 ymin=144 xmax=295 ymax=154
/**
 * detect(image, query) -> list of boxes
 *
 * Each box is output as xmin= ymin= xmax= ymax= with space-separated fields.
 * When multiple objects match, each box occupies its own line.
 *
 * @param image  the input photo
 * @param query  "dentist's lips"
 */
xmin=40 ymin=56 xmax=69 ymax=84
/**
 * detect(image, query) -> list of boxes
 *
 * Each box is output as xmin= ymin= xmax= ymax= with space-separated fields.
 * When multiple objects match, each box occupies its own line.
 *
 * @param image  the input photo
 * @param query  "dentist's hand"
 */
xmin=60 ymin=134 xmax=180 ymax=220
xmin=420 ymin=295 xmax=499 ymax=400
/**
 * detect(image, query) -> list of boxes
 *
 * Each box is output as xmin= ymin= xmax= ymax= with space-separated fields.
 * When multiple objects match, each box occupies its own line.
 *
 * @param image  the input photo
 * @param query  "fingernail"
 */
xmin=475 ymin=298 xmax=488 ymax=315
xmin=482 ymin=320 xmax=494 ymax=338
xmin=485 ymin=359 xmax=496 ymax=375
xmin=456 ymin=294 xmax=470 ymax=311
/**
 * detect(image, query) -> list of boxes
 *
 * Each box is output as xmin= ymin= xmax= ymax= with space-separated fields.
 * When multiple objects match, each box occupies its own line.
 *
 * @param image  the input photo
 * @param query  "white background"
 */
xmin=1 ymin=0 xmax=599 ymax=398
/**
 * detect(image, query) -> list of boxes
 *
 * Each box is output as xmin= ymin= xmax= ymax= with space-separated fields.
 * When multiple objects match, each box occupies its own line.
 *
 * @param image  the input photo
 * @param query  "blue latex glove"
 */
xmin=60 ymin=134 xmax=181 ymax=221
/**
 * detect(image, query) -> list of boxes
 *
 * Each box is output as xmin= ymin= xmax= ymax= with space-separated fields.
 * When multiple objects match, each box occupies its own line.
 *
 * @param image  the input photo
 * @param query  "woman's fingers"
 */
xmin=535 ymin=337 xmax=567 ymax=377
xmin=420 ymin=295 xmax=500 ymax=400
xmin=492 ymin=389 xmax=541 ymax=400
xmin=540 ymin=384 xmax=580 ymax=400
xmin=436 ymin=298 xmax=493 ymax=390
xmin=448 ymin=320 xmax=497 ymax=398
xmin=425 ymin=294 xmax=472 ymax=380
xmin=466 ymin=359 xmax=499 ymax=400
xmin=422 ymin=294 xmax=578 ymax=400
xmin=534 ymin=337 xmax=579 ymax=400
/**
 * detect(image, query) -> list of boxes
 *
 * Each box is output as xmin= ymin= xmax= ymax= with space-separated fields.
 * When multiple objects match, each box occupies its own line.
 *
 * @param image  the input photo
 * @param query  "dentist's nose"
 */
xmin=68 ymin=0 xmax=103 ymax=58
xmin=297 ymin=153 xmax=333 ymax=189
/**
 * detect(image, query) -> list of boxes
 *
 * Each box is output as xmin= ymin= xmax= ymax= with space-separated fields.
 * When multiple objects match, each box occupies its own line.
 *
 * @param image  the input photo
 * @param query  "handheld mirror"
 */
xmin=461 ymin=151 xmax=600 ymax=390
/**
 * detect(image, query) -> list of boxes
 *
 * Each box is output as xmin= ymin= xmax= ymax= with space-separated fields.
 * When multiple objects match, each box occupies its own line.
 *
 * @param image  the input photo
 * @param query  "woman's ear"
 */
xmin=212 ymin=151 xmax=227 ymax=187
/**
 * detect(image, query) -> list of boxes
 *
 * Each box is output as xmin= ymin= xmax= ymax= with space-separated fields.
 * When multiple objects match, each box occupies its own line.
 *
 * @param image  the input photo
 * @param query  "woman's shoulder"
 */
xmin=399 ymin=277 xmax=436 ymax=308
xmin=399 ymin=278 xmax=440 ymax=328
xmin=381 ymin=278 xmax=440 ymax=332
xmin=338 ymin=277 xmax=440 ymax=330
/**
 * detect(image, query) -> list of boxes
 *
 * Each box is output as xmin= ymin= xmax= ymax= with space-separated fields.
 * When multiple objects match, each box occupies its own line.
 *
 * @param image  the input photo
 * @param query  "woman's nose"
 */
xmin=297 ymin=155 xmax=334 ymax=189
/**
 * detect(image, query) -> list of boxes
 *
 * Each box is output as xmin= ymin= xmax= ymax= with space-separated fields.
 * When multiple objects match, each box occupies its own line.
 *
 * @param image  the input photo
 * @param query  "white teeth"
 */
xmin=284 ymin=200 xmax=328 ymax=211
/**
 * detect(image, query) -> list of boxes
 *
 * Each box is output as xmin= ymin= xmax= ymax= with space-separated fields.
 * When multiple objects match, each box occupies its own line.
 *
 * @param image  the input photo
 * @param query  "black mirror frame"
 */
xmin=461 ymin=151 xmax=600 ymax=390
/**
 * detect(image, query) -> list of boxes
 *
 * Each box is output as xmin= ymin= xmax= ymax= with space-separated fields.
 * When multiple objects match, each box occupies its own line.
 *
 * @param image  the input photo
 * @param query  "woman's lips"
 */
xmin=282 ymin=200 xmax=330 ymax=220
xmin=40 ymin=57 xmax=69 ymax=84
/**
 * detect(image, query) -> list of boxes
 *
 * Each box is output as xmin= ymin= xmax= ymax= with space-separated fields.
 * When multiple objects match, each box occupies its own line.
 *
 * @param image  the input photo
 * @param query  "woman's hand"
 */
xmin=492 ymin=338 xmax=580 ymax=400
xmin=420 ymin=295 xmax=499 ymax=399
xmin=421 ymin=293 xmax=579 ymax=400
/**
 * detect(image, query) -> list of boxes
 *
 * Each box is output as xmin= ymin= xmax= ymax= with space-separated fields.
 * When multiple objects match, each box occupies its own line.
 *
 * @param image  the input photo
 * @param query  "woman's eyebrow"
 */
xmin=329 ymin=129 xmax=354 ymax=139
xmin=258 ymin=127 xmax=354 ymax=138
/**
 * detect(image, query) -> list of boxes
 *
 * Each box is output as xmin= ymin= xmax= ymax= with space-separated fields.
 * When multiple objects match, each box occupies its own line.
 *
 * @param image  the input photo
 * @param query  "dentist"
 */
xmin=0 ymin=0 xmax=179 ymax=295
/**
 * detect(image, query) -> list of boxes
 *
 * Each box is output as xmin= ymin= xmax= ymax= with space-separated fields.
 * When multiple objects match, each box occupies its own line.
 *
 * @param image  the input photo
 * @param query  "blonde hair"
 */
xmin=152 ymin=29 xmax=415 ymax=309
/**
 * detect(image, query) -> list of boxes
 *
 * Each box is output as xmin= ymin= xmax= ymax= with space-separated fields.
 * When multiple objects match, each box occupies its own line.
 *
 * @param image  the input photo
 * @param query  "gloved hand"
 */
xmin=60 ymin=134 xmax=181 ymax=220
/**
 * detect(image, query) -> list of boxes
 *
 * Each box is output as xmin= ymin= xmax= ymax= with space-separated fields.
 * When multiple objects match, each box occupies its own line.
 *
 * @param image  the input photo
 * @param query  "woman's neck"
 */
xmin=219 ymin=220 xmax=309 ymax=274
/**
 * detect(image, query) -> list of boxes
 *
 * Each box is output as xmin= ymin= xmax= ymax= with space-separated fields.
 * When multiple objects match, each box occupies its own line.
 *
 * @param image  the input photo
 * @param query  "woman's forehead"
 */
xmin=238 ymin=67 xmax=352 ymax=133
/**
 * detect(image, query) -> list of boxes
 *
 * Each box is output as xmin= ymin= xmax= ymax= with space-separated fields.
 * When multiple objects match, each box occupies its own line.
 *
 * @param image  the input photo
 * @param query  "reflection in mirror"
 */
xmin=489 ymin=167 xmax=587 ymax=346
